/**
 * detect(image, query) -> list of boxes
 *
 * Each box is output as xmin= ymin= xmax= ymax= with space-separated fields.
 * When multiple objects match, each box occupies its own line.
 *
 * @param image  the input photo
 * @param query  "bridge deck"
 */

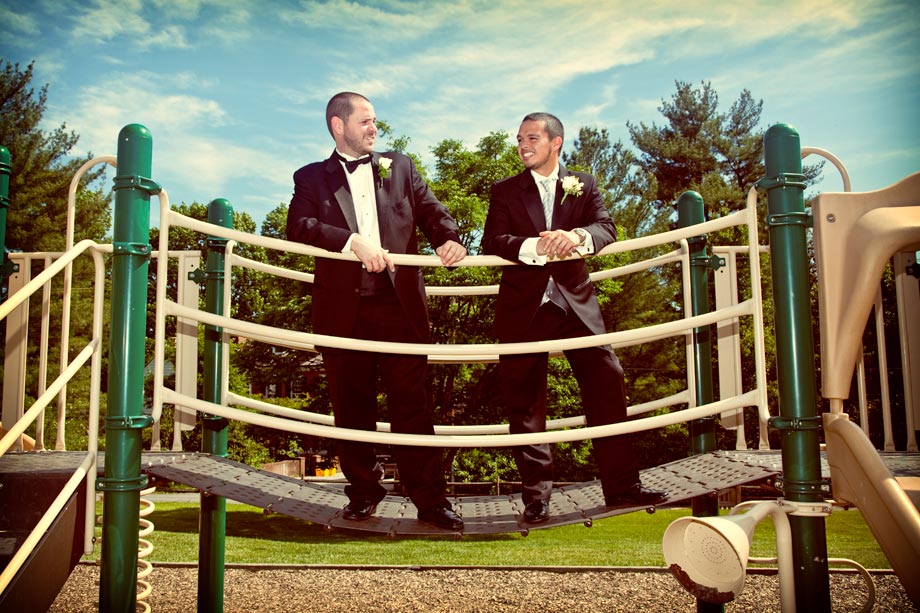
xmin=140 ymin=450 xmax=792 ymax=536
xmin=2 ymin=450 xmax=916 ymax=536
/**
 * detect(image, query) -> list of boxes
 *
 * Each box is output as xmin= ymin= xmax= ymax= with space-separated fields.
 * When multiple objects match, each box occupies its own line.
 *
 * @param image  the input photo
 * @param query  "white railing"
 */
xmin=0 ymin=142 xmax=915 ymax=603
xmin=149 ymin=184 xmax=769 ymax=449
xmin=0 ymin=238 xmax=106 ymax=590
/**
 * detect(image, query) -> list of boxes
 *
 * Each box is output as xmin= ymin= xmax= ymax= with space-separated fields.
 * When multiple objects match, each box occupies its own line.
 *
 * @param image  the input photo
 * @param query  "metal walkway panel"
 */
xmin=4 ymin=449 xmax=915 ymax=536
xmin=143 ymin=451 xmax=787 ymax=536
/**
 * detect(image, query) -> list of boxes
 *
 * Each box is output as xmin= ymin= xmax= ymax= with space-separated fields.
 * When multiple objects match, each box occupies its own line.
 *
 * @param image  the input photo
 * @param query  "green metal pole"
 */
xmin=0 ymin=145 xmax=13 ymax=285
xmin=678 ymin=191 xmax=718 ymax=457
xmin=99 ymin=124 xmax=157 ymax=612
xmin=198 ymin=198 xmax=232 ymax=613
xmin=761 ymin=123 xmax=831 ymax=611
xmin=678 ymin=191 xmax=722 ymax=613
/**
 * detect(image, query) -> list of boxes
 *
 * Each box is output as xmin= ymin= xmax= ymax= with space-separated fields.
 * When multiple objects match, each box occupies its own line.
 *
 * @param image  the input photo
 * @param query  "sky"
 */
xmin=1 ymin=0 xmax=918 ymax=229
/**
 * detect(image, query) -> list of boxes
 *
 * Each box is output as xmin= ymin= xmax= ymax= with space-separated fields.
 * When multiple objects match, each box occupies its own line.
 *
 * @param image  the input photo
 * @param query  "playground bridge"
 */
xmin=0 ymin=124 xmax=917 ymax=612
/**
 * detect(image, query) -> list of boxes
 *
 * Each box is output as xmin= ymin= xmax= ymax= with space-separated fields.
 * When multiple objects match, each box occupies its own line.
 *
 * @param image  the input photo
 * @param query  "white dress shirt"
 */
xmin=518 ymin=165 xmax=594 ymax=266
xmin=336 ymin=150 xmax=381 ymax=254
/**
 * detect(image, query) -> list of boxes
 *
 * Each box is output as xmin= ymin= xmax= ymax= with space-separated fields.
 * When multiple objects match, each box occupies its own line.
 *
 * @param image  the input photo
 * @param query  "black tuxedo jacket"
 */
xmin=286 ymin=151 xmax=461 ymax=342
xmin=482 ymin=165 xmax=617 ymax=342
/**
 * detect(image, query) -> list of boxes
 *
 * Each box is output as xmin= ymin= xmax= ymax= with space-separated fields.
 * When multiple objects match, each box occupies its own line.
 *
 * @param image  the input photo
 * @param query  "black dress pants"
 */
xmin=499 ymin=303 xmax=640 ymax=504
xmin=322 ymin=290 xmax=446 ymax=512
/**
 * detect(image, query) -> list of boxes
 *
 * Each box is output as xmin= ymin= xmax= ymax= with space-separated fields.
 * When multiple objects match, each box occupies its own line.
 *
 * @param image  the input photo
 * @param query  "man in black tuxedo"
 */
xmin=286 ymin=92 xmax=465 ymax=530
xmin=482 ymin=112 xmax=666 ymax=523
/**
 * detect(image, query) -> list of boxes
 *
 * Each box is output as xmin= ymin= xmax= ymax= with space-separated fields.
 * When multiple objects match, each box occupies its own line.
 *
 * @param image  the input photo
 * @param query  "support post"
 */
xmin=678 ymin=191 xmax=722 ymax=613
xmin=198 ymin=198 xmax=232 ymax=613
xmin=760 ymin=123 xmax=831 ymax=611
xmin=0 ymin=145 xmax=14 ymax=286
xmin=98 ymin=125 xmax=157 ymax=612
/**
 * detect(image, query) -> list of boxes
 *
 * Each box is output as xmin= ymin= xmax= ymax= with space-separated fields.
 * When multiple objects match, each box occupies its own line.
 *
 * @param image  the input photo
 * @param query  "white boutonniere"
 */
xmin=378 ymin=156 xmax=392 ymax=180
xmin=560 ymin=175 xmax=584 ymax=204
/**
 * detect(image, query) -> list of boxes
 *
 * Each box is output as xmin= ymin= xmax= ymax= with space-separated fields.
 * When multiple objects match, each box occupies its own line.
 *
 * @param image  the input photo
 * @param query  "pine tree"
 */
xmin=0 ymin=60 xmax=110 ymax=250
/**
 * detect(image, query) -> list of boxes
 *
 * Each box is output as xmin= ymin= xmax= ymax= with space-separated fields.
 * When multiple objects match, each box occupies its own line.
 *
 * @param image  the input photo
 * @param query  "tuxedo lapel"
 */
xmin=552 ymin=165 xmax=571 ymax=229
xmin=517 ymin=172 xmax=548 ymax=232
xmin=372 ymin=152 xmax=391 ymax=242
xmin=325 ymin=154 xmax=359 ymax=233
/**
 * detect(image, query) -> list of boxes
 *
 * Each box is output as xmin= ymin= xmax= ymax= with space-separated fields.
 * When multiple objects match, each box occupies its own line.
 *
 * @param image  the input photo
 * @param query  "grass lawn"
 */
xmin=96 ymin=502 xmax=892 ymax=569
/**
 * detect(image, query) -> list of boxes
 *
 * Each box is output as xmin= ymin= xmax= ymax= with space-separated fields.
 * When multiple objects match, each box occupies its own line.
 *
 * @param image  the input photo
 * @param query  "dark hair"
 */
xmin=326 ymin=92 xmax=370 ymax=137
xmin=522 ymin=112 xmax=564 ymax=147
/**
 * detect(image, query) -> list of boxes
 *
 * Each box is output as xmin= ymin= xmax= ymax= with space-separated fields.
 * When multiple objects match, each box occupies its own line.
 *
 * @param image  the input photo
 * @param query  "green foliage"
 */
xmin=0 ymin=59 xmax=111 ymax=250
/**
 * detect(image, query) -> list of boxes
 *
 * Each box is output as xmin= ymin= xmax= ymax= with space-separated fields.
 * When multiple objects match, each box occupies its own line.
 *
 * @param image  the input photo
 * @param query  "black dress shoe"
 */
xmin=418 ymin=505 xmax=464 ymax=530
xmin=342 ymin=499 xmax=378 ymax=521
xmin=605 ymin=484 xmax=668 ymax=507
xmin=522 ymin=499 xmax=550 ymax=523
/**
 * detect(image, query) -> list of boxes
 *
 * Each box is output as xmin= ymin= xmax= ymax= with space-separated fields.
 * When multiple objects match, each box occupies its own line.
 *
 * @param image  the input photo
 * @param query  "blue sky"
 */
xmin=1 ymin=0 xmax=918 ymax=229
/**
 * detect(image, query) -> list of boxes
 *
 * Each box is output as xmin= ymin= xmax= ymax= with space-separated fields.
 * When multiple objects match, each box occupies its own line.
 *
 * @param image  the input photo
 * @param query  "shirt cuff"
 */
xmin=574 ymin=229 xmax=595 ymax=256
xmin=519 ymin=237 xmax=547 ymax=266
xmin=342 ymin=233 xmax=357 ymax=254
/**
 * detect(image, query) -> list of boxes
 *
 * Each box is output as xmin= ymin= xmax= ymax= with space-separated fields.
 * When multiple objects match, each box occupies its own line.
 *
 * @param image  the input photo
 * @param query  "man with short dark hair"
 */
xmin=287 ymin=92 xmax=465 ymax=530
xmin=482 ymin=112 xmax=667 ymax=523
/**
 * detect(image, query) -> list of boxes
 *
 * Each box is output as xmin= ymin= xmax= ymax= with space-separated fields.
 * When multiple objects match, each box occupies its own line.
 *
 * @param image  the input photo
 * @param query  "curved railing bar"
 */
xmin=679 ymin=238 xmax=697 ymax=409
xmin=224 ymin=388 xmax=693 ymax=435
xmin=154 ymin=297 xmax=759 ymax=422
xmin=162 ymin=297 xmax=754 ymax=357
xmin=35 ymin=255 xmax=52 ymax=450
xmin=0 ymin=240 xmax=107 ymax=554
xmin=152 ymin=184 xmax=764 ymax=428
xmin=742 ymin=186 xmax=770 ymax=422
xmin=0 ymin=339 xmax=99 ymax=455
xmin=151 ymin=189 xmax=173 ymax=421
xmin=0 ymin=240 xmax=101 ymax=319
xmin=802 ymin=147 xmax=851 ymax=192
xmin=223 ymin=246 xmax=685 ymax=296
xmin=587 ymin=249 xmax=683 ymax=281
xmin=59 ymin=155 xmax=116 ymax=450
xmin=227 ymin=251 xmax=314 ymax=283
xmin=221 ymin=242 xmax=235 ymax=407
xmin=161 ymin=386 xmax=760 ymax=447
xmin=163 ymin=206 xmax=751 ymax=269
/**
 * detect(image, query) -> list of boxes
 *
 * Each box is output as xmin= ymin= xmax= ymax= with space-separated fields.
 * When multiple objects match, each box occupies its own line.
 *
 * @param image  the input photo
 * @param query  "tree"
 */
xmin=231 ymin=202 xmax=317 ymax=401
xmin=563 ymin=126 xmax=660 ymax=236
xmin=1 ymin=60 xmax=112 ymax=450
xmin=146 ymin=201 xmax=272 ymax=455
xmin=562 ymin=126 xmax=688 ymax=470
xmin=0 ymin=60 xmax=110 ymax=250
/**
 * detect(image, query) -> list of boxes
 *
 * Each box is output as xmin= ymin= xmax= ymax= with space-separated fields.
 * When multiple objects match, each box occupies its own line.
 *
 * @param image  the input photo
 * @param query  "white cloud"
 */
xmin=71 ymin=0 xmax=150 ymax=43
xmin=0 ymin=5 xmax=40 ymax=35
xmin=200 ymin=6 xmax=253 ymax=44
xmin=138 ymin=24 xmax=191 ymax=50
xmin=280 ymin=0 xmax=460 ymax=39
xmin=43 ymin=71 xmax=278 ymax=203
xmin=69 ymin=0 xmax=252 ymax=49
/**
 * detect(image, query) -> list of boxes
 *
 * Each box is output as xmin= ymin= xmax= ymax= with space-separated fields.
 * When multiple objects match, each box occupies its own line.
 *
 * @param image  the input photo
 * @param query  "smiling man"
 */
xmin=482 ymin=112 xmax=667 ymax=524
xmin=286 ymin=92 xmax=466 ymax=531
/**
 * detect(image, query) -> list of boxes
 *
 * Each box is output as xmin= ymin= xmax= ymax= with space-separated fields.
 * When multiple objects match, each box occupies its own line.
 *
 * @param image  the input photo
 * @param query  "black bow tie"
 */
xmin=337 ymin=154 xmax=372 ymax=173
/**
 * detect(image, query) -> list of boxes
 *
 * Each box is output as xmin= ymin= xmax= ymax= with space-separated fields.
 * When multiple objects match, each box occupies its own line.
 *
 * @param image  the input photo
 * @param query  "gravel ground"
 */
xmin=48 ymin=564 xmax=916 ymax=612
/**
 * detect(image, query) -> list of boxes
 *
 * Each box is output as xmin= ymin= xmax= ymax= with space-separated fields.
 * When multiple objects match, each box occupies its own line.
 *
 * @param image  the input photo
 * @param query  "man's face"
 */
xmin=336 ymin=98 xmax=377 ymax=157
xmin=517 ymin=119 xmax=560 ymax=176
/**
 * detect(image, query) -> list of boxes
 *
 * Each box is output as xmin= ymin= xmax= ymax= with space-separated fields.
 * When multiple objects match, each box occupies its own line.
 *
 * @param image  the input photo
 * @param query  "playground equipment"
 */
xmin=813 ymin=171 xmax=920 ymax=603
xmin=0 ymin=123 xmax=917 ymax=612
xmin=661 ymin=128 xmax=920 ymax=611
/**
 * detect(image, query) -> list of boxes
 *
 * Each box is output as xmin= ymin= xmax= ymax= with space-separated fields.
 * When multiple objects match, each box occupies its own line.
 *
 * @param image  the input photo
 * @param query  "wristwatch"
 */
xmin=573 ymin=228 xmax=588 ymax=246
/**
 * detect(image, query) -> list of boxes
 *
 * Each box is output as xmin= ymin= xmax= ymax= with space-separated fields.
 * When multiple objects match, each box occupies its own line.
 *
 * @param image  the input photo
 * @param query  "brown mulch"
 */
xmin=48 ymin=564 xmax=917 ymax=612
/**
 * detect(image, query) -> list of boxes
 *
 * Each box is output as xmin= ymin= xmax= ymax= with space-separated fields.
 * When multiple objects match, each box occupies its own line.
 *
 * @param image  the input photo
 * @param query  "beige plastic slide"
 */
xmin=813 ymin=172 xmax=920 ymax=604
xmin=823 ymin=412 xmax=920 ymax=604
